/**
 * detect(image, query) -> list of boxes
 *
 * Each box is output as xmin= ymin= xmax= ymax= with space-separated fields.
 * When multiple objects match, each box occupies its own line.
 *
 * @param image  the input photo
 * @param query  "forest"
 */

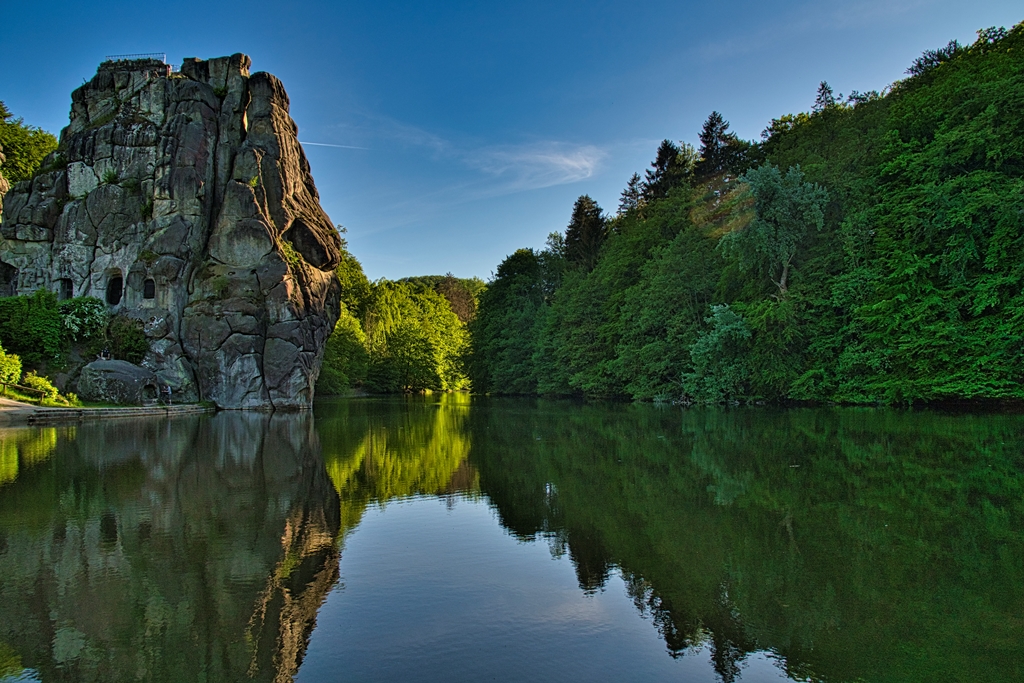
xmin=469 ymin=23 xmax=1024 ymax=404
xmin=3 ymin=24 xmax=1022 ymax=404
xmin=316 ymin=234 xmax=483 ymax=394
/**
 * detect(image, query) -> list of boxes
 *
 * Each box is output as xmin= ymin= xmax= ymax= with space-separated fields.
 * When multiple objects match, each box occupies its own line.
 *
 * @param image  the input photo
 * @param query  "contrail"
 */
xmin=300 ymin=141 xmax=369 ymax=150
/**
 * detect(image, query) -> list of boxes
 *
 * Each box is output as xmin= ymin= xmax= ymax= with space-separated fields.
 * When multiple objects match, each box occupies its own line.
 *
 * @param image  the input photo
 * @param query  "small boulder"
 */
xmin=77 ymin=360 xmax=160 ymax=405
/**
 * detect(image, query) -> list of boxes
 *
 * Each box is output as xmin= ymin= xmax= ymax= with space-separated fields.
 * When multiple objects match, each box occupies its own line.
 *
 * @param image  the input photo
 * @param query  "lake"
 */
xmin=0 ymin=396 xmax=1021 ymax=682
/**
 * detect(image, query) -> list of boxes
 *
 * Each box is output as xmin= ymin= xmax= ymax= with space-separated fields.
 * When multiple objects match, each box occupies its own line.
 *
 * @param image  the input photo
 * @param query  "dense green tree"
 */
xmin=471 ymin=21 xmax=1024 ymax=405
xmin=694 ymin=112 xmax=750 ymax=180
xmin=618 ymin=172 xmax=645 ymax=216
xmin=319 ymin=238 xmax=470 ymax=395
xmin=642 ymin=140 xmax=695 ymax=201
xmin=363 ymin=281 xmax=468 ymax=393
xmin=0 ymin=291 xmax=63 ymax=368
xmin=334 ymin=226 xmax=372 ymax=318
xmin=0 ymin=102 xmax=58 ymax=183
xmin=564 ymin=195 xmax=608 ymax=271
xmin=720 ymin=164 xmax=828 ymax=297
xmin=0 ymin=341 xmax=21 ymax=385
xmin=318 ymin=306 xmax=369 ymax=393
xmin=469 ymin=249 xmax=545 ymax=393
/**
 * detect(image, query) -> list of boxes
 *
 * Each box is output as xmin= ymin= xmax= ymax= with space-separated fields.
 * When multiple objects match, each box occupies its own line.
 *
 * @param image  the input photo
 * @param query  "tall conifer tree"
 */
xmin=564 ymin=195 xmax=608 ymax=271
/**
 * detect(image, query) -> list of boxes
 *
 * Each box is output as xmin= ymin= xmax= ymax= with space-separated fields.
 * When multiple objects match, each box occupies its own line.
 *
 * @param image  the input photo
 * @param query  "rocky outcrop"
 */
xmin=77 ymin=359 xmax=160 ymax=404
xmin=0 ymin=56 xmax=342 ymax=409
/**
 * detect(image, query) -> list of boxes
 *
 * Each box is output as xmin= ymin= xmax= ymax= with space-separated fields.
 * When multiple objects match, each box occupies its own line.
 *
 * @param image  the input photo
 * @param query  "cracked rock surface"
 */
xmin=0 ymin=55 xmax=342 ymax=409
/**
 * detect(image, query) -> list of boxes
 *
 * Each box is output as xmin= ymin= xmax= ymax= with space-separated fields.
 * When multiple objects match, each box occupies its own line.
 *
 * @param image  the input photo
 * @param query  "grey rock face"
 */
xmin=77 ymin=359 xmax=160 ymax=404
xmin=0 ymin=56 xmax=342 ymax=409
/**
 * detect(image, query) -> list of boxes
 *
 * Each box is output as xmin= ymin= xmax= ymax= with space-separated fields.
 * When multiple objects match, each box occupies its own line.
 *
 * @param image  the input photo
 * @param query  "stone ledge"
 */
xmin=21 ymin=403 xmax=215 ymax=425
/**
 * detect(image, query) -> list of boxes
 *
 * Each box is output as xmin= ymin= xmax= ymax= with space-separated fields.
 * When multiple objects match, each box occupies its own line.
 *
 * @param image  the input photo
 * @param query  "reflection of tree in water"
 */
xmin=316 ymin=395 xmax=478 ymax=535
xmin=0 ymin=425 xmax=58 ymax=487
xmin=469 ymin=399 xmax=1024 ymax=683
xmin=0 ymin=413 xmax=340 ymax=683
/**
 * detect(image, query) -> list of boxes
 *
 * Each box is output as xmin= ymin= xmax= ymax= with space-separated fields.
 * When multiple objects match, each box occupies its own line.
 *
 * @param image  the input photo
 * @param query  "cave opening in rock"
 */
xmin=0 ymin=262 xmax=18 ymax=297
xmin=143 ymin=278 xmax=156 ymax=299
xmin=58 ymin=278 xmax=73 ymax=300
xmin=106 ymin=272 xmax=123 ymax=306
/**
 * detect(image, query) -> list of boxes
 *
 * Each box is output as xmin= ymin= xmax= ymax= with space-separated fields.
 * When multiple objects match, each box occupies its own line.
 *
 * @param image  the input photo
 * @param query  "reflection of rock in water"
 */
xmin=0 ymin=413 xmax=340 ymax=682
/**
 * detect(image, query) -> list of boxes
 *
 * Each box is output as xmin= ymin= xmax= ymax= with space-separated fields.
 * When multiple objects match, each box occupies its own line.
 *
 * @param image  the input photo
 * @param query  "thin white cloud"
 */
xmin=312 ymin=113 xmax=618 ymax=243
xmin=469 ymin=141 xmax=606 ymax=192
xmin=326 ymin=110 xmax=605 ymax=192
xmin=300 ymin=140 xmax=370 ymax=150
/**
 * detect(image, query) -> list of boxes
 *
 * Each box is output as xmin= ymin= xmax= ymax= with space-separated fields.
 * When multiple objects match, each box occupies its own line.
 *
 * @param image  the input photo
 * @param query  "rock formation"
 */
xmin=0 ymin=55 xmax=342 ymax=408
xmin=77 ymin=359 xmax=160 ymax=404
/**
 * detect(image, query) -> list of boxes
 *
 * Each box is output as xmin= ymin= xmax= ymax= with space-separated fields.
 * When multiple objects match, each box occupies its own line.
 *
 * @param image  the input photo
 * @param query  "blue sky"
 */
xmin=3 ymin=1 xmax=1020 ymax=280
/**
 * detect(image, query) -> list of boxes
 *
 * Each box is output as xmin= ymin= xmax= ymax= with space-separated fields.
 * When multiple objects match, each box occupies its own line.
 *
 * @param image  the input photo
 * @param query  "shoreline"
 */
xmin=0 ymin=398 xmax=215 ymax=426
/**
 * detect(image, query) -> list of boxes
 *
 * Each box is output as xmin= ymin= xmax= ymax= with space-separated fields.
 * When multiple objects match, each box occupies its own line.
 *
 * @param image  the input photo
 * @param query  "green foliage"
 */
xmin=0 ymin=290 xmax=64 ymax=368
xmin=720 ymin=164 xmax=827 ymax=296
xmin=469 ymin=249 xmax=545 ymax=393
xmin=364 ymin=281 xmax=469 ymax=393
xmin=58 ymin=297 xmax=108 ymax=342
xmin=694 ymin=111 xmax=752 ymax=180
xmin=279 ymin=239 xmax=303 ymax=269
xmin=470 ymin=21 xmax=1024 ymax=405
xmin=318 ymin=305 xmax=369 ymax=394
xmin=564 ymin=195 xmax=609 ymax=271
xmin=319 ymin=235 xmax=471 ymax=395
xmin=643 ymin=140 xmax=696 ymax=201
xmin=400 ymin=273 xmax=485 ymax=323
xmin=20 ymin=371 xmax=79 ymax=406
xmin=0 ymin=342 xmax=22 ymax=385
xmin=106 ymin=316 xmax=149 ymax=365
xmin=21 ymin=371 xmax=56 ymax=400
xmin=0 ymin=101 xmax=58 ymax=183
xmin=681 ymin=304 xmax=752 ymax=402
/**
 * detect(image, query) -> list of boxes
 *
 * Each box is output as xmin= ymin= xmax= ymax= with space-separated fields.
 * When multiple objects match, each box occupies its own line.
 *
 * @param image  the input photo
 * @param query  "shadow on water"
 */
xmin=0 ymin=412 xmax=340 ymax=683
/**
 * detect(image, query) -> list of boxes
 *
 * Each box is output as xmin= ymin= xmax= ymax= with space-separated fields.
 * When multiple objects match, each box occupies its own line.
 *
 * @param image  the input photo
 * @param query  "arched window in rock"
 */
xmin=106 ymin=272 xmax=123 ymax=306
xmin=58 ymin=278 xmax=73 ymax=300
xmin=143 ymin=278 xmax=156 ymax=300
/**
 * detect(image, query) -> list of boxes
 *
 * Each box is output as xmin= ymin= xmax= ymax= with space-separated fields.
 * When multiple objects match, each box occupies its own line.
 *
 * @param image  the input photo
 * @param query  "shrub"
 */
xmin=21 ymin=371 xmax=58 ymax=399
xmin=59 ymin=297 xmax=108 ymax=342
xmin=0 ymin=290 xmax=63 ymax=367
xmin=0 ymin=342 xmax=22 ymax=386
xmin=106 ymin=316 xmax=149 ymax=364
xmin=21 ymin=371 xmax=79 ymax=407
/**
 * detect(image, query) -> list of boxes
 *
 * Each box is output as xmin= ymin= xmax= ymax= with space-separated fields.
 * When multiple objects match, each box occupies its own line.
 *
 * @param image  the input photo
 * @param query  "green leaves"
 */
xmin=469 ymin=22 xmax=1024 ymax=405
xmin=720 ymin=165 xmax=827 ymax=296
xmin=0 ymin=101 xmax=58 ymax=183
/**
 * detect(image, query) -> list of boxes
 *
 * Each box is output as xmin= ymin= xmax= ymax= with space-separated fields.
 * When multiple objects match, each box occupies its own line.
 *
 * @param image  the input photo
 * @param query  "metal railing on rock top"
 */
xmin=104 ymin=53 xmax=167 ymax=62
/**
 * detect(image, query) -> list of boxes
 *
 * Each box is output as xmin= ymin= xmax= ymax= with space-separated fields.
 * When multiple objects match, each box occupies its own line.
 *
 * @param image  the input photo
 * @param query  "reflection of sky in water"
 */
xmin=300 ymin=496 xmax=791 ymax=683
xmin=2 ymin=400 xmax=1022 ymax=682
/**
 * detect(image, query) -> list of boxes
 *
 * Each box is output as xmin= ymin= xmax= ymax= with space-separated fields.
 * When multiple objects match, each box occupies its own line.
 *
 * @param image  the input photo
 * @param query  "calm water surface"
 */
xmin=0 ymin=396 xmax=1021 ymax=682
